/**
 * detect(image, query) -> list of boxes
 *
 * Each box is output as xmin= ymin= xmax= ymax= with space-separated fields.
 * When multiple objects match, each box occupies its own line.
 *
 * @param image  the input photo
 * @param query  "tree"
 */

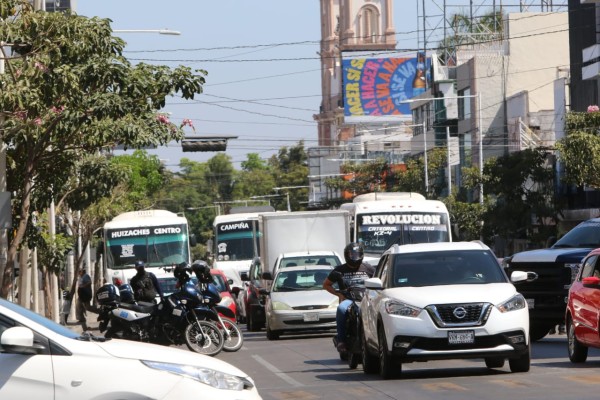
xmin=481 ymin=148 xmax=559 ymax=248
xmin=556 ymin=108 xmax=600 ymax=189
xmin=0 ymin=3 xmax=206 ymax=300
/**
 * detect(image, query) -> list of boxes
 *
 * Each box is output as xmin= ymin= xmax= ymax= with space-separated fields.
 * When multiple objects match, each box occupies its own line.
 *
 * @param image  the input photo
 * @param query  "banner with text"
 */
xmin=342 ymin=54 xmax=431 ymax=123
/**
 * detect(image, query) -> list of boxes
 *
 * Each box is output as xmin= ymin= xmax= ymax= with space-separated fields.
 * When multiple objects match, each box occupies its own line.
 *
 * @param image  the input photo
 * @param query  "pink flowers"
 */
xmin=587 ymin=105 xmax=599 ymax=113
xmin=51 ymin=105 xmax=64 ymax=114
xmin=182 ymin=118 xmax=193 ymax=128
xmin=156 ymin=114 xmax=170 ymax=124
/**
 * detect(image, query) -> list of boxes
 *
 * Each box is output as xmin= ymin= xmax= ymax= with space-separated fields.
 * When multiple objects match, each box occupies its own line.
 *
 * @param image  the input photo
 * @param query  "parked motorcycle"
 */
xmin=184 ymin=260 xmax=244 ymax=352
xmin=330 ymin=271 xmax=364 ymax=369
xmin=95 ymin=279 xmax=225 ymax=356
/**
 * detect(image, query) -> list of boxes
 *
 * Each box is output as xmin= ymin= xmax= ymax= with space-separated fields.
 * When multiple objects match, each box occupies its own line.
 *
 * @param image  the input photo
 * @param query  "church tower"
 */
xmin=315 ymin=0 xmax=396 ymax=146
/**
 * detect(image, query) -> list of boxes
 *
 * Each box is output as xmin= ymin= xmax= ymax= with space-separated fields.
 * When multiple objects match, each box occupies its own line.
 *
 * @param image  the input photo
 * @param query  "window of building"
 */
xmin=359 ymin=6 xmax=380 ymax=43
xmin=458 ymin=88 xmax=471 ymax=120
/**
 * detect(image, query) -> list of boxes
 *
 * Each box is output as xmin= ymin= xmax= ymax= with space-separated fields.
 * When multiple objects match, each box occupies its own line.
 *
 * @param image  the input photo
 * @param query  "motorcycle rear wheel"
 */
xmin=218 ymin=319 xmax=244 ymax=352
xmin=184 ymin=321 xmax=224 ymax=356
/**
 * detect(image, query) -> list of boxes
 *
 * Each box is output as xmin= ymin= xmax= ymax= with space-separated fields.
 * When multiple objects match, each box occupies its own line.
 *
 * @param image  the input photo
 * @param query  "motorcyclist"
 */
xmin=322 ymin=242 xmax=374 ymax=353
xmin=129 ymin=260 xmax=164 ymax=303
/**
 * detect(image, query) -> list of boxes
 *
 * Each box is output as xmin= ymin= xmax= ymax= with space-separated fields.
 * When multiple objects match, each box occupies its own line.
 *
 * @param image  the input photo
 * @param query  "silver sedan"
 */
xmin=264 ymin=265 xmax=338 ymax=340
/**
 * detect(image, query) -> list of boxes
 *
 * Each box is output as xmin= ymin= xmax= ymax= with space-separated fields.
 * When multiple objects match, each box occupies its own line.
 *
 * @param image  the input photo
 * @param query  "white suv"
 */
xmin=360 ymin=241 xmax=531 ymax=379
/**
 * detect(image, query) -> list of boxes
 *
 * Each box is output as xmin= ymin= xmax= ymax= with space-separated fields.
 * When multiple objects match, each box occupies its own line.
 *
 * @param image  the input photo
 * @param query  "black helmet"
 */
xmin=174 ymin=262 xmax=191 ymax=282
xmin=191 ymin=260 xmax=212 ymax=284
xmin=344 ymin=242 xmax=364 ymax=268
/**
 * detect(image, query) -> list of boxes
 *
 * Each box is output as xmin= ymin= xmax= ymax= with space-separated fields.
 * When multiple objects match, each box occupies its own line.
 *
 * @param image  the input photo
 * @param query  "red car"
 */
xmin=566 ymin=247 xmax=600 ymax=362
xmin=211 ymin=268 xmax=238 ymax=322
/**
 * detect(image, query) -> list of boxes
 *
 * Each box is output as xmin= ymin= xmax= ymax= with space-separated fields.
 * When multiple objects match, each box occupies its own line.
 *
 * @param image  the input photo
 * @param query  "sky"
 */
xmin=73 ymin=1 xmax=561 ymax=171
xmin=73 ymin=0 xmax=420 ymax=170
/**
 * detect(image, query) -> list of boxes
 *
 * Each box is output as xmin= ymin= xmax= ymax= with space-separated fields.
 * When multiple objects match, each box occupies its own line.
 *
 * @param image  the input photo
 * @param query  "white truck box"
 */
xmin=259 ymin=210 xmax=350 ymax=274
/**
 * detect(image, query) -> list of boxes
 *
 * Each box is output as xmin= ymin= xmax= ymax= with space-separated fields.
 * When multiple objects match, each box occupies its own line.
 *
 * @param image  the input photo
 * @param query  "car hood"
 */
xmin=270 ymin=290 xmax=337 ymax=307
xmin=381 ymin=283 xmax=518 ymax=308
xmin=96 ymin=339 xmax=246 ymax=376
xmin=509 ymin=248 xmax=592 ymax=263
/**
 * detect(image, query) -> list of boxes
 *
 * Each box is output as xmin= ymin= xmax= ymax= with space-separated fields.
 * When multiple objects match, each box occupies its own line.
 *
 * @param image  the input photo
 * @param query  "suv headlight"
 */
xmin=142 ymin=361 xmax=253 ymax=391
xmin=497 ymin=293 xmax=527 ymax=313
xmin=384 ymin=300 xmax=421 ymax=317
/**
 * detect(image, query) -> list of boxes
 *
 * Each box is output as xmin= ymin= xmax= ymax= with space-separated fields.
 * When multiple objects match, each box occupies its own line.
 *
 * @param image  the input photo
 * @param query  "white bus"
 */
xmin=340 ymin=192 xmax=452 ymax=265
xmin=211 ymin=206 xmax=276 ymax=287
xmin=103 ymin=210 xmax=195 ymax=285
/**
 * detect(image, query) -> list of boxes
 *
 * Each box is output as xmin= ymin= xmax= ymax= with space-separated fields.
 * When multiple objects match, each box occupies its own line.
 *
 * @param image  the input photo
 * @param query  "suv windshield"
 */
xmin=390 ymin=250 xmax=506 ymax=287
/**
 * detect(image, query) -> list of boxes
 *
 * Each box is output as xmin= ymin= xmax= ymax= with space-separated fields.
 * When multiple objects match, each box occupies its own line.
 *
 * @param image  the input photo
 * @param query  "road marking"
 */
xmin=565 ymin=375 xmax=600 ymax=384
xmin=422 ymin=382 xmax=468 ymax=391
xmin=251 ymin=354 xmax=304 ymax=387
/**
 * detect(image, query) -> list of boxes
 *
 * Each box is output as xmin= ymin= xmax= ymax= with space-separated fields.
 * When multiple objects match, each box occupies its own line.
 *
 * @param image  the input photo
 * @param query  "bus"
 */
xmin=103 ymin=210 xmax=195 ymax=285
xmin=340 ymin=192 xmax=452 ymax=265
xmin=211 ymin=206 xmax=275 ymax=290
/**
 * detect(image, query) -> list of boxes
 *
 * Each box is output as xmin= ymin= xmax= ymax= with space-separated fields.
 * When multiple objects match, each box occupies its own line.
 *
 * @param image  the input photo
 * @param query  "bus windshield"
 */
xmin=105 ymin=224 xmax=190 ymax=270
xmin=215 ymin=220 xmax=260 ymax=262
xmin=356 ymin=212 xmax=450 ymax=254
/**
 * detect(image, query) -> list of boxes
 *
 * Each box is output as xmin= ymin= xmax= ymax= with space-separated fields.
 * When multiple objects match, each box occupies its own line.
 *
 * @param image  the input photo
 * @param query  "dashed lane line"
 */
xmin=251 ymin=354 xmax=304 ymax=388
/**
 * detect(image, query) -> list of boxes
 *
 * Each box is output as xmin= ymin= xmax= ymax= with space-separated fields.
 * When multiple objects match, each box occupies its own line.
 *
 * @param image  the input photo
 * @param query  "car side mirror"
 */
xmin=582 ymin=276 xmax=600 ymax=288
xmin=1 ymin=326 xmax=45 ymax=355
xmin=240 ymin=272 xmax=249 ymax=281
xmin=261 ymin=272 xmax=273 ymax=281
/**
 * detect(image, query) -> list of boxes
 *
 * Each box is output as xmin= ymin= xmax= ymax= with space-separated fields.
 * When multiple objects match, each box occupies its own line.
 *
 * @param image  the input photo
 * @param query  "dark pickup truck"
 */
xmin=503 ymin=218 xmax=600 ymax=341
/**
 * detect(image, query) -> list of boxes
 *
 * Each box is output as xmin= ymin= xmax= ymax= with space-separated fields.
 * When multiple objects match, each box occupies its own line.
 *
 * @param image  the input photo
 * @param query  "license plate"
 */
xmin=303 ymin=313 xmax=319 ymax=322
xmin=526 ymin=298 xmax=534 ymax=309
xmin=448 ymin=330 xmax=475 ymax=344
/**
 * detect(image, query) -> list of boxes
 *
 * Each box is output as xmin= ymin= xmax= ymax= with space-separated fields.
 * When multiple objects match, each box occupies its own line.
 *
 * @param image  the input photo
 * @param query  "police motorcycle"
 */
xmin=95 ymin=266 xmax=225 ymax=356
xmin=187 ymin=261 xmax=244 ymax=352
xmin=330 ymin=270 xmax=364 ymax=369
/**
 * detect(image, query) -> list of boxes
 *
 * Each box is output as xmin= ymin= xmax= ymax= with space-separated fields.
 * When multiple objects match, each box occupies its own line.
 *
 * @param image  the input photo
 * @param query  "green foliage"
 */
xmin=0 ymin=4 xmax=206 ymax=297
xmin=557 ymin=111 xmax=600 ymax=188
xmin=110 ymin=150 xmax=166 ymax=208
xmin=393 ymin=147 xmax=448 ymax=198
xmin=481 ymin=148 xmax=559 ymax=246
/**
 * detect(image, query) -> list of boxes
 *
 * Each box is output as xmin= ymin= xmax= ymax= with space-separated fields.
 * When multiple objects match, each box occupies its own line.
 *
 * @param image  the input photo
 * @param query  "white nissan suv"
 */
xmin=360 ymin=241 xmax=531 ymax=379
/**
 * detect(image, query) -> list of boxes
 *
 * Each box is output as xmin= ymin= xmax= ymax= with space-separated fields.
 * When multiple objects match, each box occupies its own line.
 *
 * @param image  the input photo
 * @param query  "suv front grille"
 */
xmin=426 ymin=303 xmax=492 ymax=327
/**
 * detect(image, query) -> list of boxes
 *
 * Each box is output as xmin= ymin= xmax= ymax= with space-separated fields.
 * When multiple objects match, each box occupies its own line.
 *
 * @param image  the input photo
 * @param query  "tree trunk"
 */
xmin=0 ymin=175 xmax=32 ymax=299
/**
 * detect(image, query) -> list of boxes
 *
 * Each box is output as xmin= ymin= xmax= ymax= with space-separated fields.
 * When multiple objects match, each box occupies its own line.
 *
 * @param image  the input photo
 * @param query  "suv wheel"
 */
xmin=378 ymin=327 xmax=399 ymax=379
xmin=485 ymin=357 xmax=505 ymax=369
xmin=266 ymin=324 xmax=281 ymax=340
xmin=508 ymin=346 xmax=531 ymax=373
xmin=567 ymin=318 xmax=588 ymax=363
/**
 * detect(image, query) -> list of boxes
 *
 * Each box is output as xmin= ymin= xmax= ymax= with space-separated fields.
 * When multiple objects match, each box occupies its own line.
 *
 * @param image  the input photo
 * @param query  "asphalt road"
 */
xmin=70 ymin=313 xmax=600 ymax=400
xmin=215 ymin=328 xmax=600 ymax=400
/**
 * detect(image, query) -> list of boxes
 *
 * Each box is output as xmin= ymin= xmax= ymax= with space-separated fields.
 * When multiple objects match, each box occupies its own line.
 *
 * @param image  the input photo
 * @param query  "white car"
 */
xmin=0 ymin=297 xmax=262 ymax=399
xmin=361 ymin=241 xmax=531 ymax=379
xmin=263 ymin=265 xmax=337 ymax=340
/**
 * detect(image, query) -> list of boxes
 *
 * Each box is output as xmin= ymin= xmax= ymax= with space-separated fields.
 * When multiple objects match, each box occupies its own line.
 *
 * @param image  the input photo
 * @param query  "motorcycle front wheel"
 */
xmin=218 ymin=318 xmax=244 ymax=352
xmin=184 ymin=320 xmax=224 ymax=356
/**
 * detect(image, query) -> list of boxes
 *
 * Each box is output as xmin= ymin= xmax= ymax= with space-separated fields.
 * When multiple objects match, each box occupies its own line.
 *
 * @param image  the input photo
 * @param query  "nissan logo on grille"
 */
xmin=453 ymin=306 xmax=467 ymax=319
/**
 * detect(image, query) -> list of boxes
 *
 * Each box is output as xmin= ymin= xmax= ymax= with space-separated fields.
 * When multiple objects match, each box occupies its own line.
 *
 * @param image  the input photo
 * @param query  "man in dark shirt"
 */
xmin=129 ymin=260 xmax=164 ymax=303
xmin=323 ymin=242 xmax=374 ymax=353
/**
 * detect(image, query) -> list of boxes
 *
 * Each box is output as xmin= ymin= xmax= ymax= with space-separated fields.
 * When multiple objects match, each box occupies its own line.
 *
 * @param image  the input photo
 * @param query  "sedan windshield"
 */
xmin=390 ymin=250 xmax=507 ymax=287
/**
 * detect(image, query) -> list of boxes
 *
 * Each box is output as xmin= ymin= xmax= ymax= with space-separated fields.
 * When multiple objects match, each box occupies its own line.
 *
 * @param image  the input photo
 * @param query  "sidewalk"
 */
xmin=64 ymin=310 xmax=102 ymax=335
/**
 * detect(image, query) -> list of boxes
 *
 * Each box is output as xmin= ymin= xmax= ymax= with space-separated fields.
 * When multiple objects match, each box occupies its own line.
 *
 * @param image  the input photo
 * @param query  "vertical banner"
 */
xmin=342 ymin=53 xmax=431 ymax=123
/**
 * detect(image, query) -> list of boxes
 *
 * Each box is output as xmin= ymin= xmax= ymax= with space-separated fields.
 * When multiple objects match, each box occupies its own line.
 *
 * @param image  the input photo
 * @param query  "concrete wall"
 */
xmin=505 ymin=12 xmax=569 ymax=112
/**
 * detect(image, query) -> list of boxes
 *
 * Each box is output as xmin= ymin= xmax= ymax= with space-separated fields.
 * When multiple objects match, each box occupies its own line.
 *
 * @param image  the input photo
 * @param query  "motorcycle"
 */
xmin=194 ymin=280 xmax=244 ymax=352
xmin=330 ymin=271 xmax=364 ymax=369
xmin=95 ymin=281 xmax=225 ymax=356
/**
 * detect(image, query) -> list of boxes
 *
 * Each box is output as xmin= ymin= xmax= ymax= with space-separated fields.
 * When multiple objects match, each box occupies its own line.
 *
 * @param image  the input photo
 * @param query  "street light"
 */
xmin=402 ymin=93 xmax=484 ymax=205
